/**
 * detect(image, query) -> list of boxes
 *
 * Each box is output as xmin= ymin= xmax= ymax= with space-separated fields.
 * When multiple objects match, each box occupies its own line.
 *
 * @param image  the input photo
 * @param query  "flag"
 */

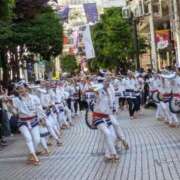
xmin=57 ymin=5 xmax=69 ymax=22
xmin=72 ymin=30 xmax=79 ymax=48
xmin=83 ymin=3 xmax=98 ymax=23
xmin=81 ymin=24 xmax=95 ymax=59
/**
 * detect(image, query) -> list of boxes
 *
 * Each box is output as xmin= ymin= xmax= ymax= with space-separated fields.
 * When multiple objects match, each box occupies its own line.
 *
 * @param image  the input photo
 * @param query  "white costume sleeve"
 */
xmin=32 ymin=95 xmax=46 ymax=119
xmin=12 ymin=97 xmax=35 ymax=117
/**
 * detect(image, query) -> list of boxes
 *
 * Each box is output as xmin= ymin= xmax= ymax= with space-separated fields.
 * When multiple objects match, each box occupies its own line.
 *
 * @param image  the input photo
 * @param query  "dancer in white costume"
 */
xmin=11 ymin=83 xmax=41 ymax=165
xmin=86 ymin=79 xmax=129 ymax=162
xmin=39 ymin=88 xmax=63 ymax=146
xmin=30 ymin=92 xmax=50 ymax=155
xmin=55 ymin=85 xmax=69 ymax=129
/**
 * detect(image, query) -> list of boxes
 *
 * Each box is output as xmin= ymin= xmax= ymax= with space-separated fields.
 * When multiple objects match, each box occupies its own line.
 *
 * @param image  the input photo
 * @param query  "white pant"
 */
xmin=110 ymin=115 xmax=125 ymax=141
xmin=39 ymin=126 xmax=49 ymax=150
xmin=45 ymin=115 xmax=59 ymax=140
xmin=160 ymin=102 xmax=171 ymax=122
xmin=49 ymin=114 xmax=61 ymax=137
xmin=156 ymin=103 xmax=164 ymax=119
xmin=19 ymin=125 xmax=40 ymax=154
xmin=159 ymin=102 xmax=179 ymax=124
xmin=58 ymin=111 xmax=68 ymax=126
xmin=97 ymin=123 xmax=117 ymax=157
xmin=64 ymin=106 xmax=72 ymax=123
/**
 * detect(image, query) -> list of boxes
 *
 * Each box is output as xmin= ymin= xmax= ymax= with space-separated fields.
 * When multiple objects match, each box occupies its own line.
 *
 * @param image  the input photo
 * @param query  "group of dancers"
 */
xmin=0 ymin=68 xmax=179 ymax=165
xmin=148 ymin=71 xmax=180 ymax=127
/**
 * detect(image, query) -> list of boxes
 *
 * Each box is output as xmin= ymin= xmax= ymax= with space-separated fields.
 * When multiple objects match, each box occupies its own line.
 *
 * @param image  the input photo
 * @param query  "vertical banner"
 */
xmin=57 ymin=5 xmax=69 ymax=22
xmin=155 ymin=30 xmax=170 ymax=50
xmin=81 ymin=25 xmax=95 ymax=59
xmin=83 ymin=3 xmax=98 ymax=23
xmin=72 ymin=30 xmax=79 ymax=48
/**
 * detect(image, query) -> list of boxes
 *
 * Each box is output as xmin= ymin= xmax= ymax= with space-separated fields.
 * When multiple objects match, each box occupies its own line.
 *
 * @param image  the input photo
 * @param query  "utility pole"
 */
xmin=148 ymin=0 xmax=158 ymax=71
xmin=132 ymin=14 xmax=140 ymax=70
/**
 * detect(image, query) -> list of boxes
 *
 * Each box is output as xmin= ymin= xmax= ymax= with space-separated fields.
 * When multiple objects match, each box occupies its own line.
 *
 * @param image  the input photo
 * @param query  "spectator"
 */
xmin=0 ymin=85 xmax=11 ymax=138
xmin=0 ymin=99 xmax=8 ymax=150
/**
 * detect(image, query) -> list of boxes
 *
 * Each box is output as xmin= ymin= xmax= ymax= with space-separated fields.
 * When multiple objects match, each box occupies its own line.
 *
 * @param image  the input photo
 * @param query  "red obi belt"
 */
xmin=172 ymin=93 xmax=180 ymax=98
xmin=19 ymin=115 xmax=37 ymax=121
xmin=92 ymin=112 xmax=109 ymax=121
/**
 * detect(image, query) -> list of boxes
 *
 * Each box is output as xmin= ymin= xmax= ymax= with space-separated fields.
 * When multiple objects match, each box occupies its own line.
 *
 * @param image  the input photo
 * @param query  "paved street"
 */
xmin=1 ymin=109 xmax=180 ymax=180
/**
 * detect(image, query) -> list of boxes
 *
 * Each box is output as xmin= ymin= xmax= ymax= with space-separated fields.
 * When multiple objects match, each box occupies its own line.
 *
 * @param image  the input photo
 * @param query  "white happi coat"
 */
xmin=12 ymin=94 xmax=41 ymax=118
xmin=95 ymin=88 xmax=112 ymax=115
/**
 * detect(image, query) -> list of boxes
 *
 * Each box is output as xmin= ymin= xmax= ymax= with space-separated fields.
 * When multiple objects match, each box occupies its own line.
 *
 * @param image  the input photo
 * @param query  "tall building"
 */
xmin=126 ymin=0 xmax=180 ymax=70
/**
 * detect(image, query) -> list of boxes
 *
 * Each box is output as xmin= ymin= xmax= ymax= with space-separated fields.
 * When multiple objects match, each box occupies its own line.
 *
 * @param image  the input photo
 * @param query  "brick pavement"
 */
xmin=0 ymin=109 xmax=180 ymax=180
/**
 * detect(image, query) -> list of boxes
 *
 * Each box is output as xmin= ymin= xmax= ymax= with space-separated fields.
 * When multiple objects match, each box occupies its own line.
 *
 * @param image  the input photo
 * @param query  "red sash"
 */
xmin=92 ymin=112 xmax=109 ymax=121
xmin=162 ymin=93 xmax=172 ymax=98
xmin=19 ymin=116 xmax=37 ymax=121
xmin=173 ymin=93 xmax=180 ymax=98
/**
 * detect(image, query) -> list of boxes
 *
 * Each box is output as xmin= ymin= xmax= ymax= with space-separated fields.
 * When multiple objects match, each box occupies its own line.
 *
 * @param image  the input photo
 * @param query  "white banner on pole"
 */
xmin=82 ymin=24 xmax=95 ymax=59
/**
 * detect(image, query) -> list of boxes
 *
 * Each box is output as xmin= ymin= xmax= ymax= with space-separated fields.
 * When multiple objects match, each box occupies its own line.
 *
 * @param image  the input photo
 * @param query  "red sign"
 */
xmin=155 ymin=30 xmax=170 ymax=49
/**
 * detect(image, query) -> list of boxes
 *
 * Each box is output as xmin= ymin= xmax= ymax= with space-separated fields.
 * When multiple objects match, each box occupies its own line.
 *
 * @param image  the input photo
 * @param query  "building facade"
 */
xmin=126 ymin=0 xmax=180 ymax=70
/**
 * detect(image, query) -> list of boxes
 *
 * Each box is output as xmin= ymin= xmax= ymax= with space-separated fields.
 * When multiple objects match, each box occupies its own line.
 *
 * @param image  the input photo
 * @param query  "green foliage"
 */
xmin=90 ymin=7 xmax=147 ymax=71
xmin=61 ymin=55 xmax=78 ymax=74
xmin=14 ymin=0 xmax=49 ymax=20
xmin=24 ymin=8 xmax=63 ymax=60
xmin=91 ymin=7 xmax=134 ymax=70
xmin=0 ymin=0 xmax=15 ymax=21
xmin=0 ymin=0 xmax=14 ymax=48
xmin=0 ymin=1 xmax=63 ymax=83
xmin=0 ymin=21 xmax=13 ymax=49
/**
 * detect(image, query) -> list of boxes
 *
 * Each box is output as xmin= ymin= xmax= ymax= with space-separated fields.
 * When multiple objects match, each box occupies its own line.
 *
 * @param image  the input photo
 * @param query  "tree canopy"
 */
xmin=0 ymin=0 xmax=63 ymax=84
xmin=90 ymin=7 xmax=146 ymax=72
xmin=61 ymin=55 xmax=78 ymax=74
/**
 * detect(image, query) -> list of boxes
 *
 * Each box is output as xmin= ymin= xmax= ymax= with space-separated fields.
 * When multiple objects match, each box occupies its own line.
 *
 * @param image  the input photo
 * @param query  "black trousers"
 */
xmin=0 ymin=109 xmax=3 ymax=140
xmin=66 ymin=98 xmax=71 ymax=110
xmin=143 ymin=90 xmax=149 ymax=105
xmin=135 ymin=95 xmax=141 ymax=112
xmin=127 ymin=98 xmax=136 ymax=117
xmin=74 ymin=99 xmax=80 ymax=113
xmin=0 ymin=124 xmax=2 ymax=140
xmin=119 ymin=97 xmax=125 ymax=108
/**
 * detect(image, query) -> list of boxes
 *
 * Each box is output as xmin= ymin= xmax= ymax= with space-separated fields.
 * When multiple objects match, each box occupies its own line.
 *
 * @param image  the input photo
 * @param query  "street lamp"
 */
xmin=122 ymin=7 xmax=140 ymax=70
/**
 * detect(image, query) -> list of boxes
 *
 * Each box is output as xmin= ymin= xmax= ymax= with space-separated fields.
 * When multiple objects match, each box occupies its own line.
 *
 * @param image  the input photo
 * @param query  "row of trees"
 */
xmin=0 ymin=0 xmax=63 ymax=85
xmin=89 ymin=7 xmax=147 ymax=73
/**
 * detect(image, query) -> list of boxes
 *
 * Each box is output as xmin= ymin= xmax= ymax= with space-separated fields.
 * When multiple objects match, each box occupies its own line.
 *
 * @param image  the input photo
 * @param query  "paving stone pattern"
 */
xmin=1 ymin=110 xmax=180 ymax=180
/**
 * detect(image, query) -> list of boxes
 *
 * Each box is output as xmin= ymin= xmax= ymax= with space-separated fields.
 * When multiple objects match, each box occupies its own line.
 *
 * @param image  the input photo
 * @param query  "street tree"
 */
xmin=0 ymin=0 xmax=63 ymax=84
xmin=90 ymin=7 xmax=146 ymax=72
xmin=0 ymin=0 xmax=15 ymax=83
xmin=61 ymin=55 xmax=78 ymax=75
